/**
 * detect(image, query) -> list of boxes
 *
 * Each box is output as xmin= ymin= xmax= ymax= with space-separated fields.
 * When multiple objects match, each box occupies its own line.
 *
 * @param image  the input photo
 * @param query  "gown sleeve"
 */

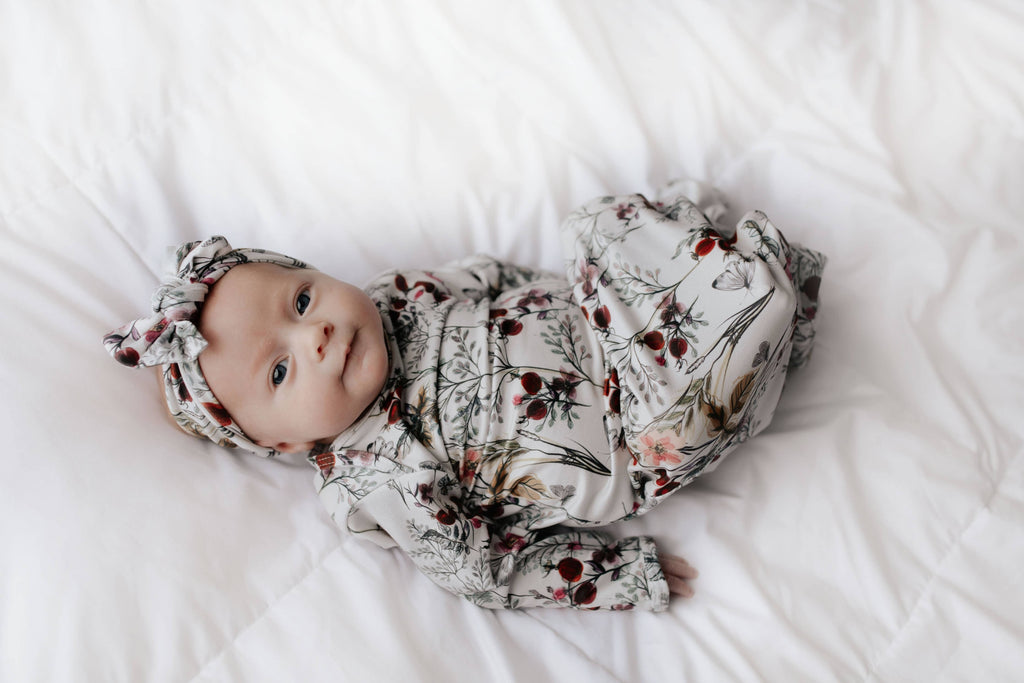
xmin=316 ymin=449 xmax=670 ymax=611
xmin=425 ymin=253 xmax=562 ymax=303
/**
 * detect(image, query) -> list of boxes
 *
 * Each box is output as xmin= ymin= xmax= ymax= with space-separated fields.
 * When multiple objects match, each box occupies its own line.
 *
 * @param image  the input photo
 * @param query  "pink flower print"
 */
xmin=638 ymin=431 xmax=683 ymax=467
xmin=351 ymin=450 xmax=375 ymax=465
xmin=552 ymin=587 xmax=568 ymax=601
xmin=577 ymin=261 xmax=600 ymax=296
xmin=615 ymin=203 xmax=635 ymax=220
xmin=417 ymin=483 xmax=434 ymax=503
xmin=592 ymin=545 xmax=622 ymax=566
xmin=167 ymin=306 xmax=193 ymax=321
xmin=516 ymin=288 xmax=549 ymax=308
xmin=549 ymin=370 xmax=580 ymax=400
xmin=144 ymin=318 xmax=169 ymax=343
xmin=460 ymin=449 xmax=480 ymax=484
xmin=658 ymin=295 xmax=684 ymax=324
xmin=498 ymin=533 xmax=526 ymax=553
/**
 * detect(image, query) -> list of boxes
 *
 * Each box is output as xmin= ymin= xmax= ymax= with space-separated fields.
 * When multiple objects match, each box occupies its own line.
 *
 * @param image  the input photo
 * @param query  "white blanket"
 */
xmin=2 ymin=2 xmax=1021 ymax=681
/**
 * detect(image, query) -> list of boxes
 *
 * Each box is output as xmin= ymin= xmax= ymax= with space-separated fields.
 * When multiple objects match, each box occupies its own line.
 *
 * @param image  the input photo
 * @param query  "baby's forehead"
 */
xmin=200 ymin=263 xmax=297 ymax=330
xmin=213 ymin=261 xmax=303 ymax=299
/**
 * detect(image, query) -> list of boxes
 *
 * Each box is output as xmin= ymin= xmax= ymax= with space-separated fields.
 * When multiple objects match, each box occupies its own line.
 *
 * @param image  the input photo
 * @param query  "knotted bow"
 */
xmin=103 ymin=236 xmax=311 ymax=456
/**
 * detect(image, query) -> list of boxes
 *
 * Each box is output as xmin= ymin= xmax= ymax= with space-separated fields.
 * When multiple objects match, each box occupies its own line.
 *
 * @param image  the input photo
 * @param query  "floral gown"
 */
xmin=311 ymin=184 xmax=826 ymax=611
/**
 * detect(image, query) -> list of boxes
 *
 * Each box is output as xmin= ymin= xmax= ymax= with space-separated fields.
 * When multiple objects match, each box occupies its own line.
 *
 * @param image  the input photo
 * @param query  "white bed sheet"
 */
xmin=2 ymin=1 xmax=1022 ymax=681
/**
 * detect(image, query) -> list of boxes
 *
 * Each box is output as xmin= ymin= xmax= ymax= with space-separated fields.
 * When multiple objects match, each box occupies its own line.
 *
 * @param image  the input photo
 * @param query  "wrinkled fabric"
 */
xmin=103 ymin=236 xmax=311 ymax=455
xmin=313 ymin=185 xmax=825 ymax=610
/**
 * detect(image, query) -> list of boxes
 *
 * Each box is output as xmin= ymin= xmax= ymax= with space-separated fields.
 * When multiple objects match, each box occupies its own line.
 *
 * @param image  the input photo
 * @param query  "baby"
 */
xmin=105 ymin=182 xmax=824 ymax=611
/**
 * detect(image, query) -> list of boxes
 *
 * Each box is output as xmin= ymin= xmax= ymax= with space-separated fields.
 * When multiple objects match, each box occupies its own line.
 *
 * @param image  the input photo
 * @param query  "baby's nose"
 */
xmin=314 ymin=323 xmax=333 ymax=358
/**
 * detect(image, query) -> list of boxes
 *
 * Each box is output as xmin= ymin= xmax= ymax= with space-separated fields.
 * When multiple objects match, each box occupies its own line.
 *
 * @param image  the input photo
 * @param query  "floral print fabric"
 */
xmin=313 ymin=185 xmax=825 ymax=610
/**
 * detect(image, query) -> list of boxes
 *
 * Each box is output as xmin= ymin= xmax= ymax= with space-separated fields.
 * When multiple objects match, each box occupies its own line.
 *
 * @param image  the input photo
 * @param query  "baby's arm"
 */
xmin=351 ymin=461 xmax=672 ymax=611
xmin=428 ymin=254 xmax=560 ymax=302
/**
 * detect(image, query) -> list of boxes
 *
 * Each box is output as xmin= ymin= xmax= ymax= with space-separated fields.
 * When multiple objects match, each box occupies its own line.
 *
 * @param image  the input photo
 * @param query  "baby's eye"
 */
xmin=296 ymin=289 xmax=311 ymax=315
xmin=272 ymin=360 xmax=288 ymax=386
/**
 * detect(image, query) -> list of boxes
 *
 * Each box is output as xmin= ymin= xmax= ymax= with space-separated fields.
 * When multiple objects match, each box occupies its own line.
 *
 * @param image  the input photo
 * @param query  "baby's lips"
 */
xmin=336 ymin=337 xmax=353 ymax=379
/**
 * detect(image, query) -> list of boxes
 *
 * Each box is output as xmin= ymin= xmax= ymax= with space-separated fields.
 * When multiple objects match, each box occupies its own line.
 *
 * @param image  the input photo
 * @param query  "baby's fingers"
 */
xmin=659 ymin=553 xmax=699 ymax=598
xmin=666 ymin=574 xmax=695 ymax=598
xmin=660 ymin=554 xmax=699 ymax=580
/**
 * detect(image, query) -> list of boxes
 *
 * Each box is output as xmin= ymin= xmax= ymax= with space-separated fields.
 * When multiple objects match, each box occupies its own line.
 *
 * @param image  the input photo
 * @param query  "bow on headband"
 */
xmin=103 ymin=236 xmax=311 ymax=456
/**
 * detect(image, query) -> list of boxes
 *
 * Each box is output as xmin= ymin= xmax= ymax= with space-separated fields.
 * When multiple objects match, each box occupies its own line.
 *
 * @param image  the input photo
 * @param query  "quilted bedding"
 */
xmin=1 ymin=2 xmax=1021 ymax=681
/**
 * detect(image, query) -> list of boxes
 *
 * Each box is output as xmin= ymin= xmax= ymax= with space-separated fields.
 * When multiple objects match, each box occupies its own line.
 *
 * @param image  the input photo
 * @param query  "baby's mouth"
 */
xmin=337 ymin=335 xmax=354 ymax=380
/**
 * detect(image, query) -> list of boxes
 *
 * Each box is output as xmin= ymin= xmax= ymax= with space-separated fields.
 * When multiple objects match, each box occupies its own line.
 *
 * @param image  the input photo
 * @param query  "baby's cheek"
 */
xmin=309 ymin=384 xmax=353 ymax=427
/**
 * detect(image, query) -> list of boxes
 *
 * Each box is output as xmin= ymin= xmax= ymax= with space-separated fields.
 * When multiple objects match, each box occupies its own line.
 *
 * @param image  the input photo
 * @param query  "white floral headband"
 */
xmin=103 ymin=236 xmax=311 ymax=456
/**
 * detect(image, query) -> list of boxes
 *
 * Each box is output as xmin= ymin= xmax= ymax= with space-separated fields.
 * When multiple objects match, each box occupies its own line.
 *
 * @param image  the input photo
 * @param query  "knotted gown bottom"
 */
xmin=555 ymin=182 xmax=824 ymax=517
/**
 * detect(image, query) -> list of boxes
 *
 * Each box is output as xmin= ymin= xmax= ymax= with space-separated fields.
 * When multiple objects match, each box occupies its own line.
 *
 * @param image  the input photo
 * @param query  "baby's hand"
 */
xmin=659 ymin=553 xmax=698 ymax=599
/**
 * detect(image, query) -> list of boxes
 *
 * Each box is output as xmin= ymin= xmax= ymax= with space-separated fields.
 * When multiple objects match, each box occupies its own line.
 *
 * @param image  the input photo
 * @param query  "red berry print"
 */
xmin=694 ymin=238 xmax=715 ymax=256
xmin=655 ymin=481 xmax=681 ymax=497
xmin=203 ymin=402 xmax=233 ymax=427
xmin=520 ymin=372 xmax=543 ymax=395
xmin=526 ymin=399 xmax=548 ymax=420
xmin=574 ymin=581 xmax=598 ymax=605
xmin=557 ymin=557 xmax=583 ymax=582
xmin=435 ymin=508 xmax=457 ymax=525
xmin=593 ymin=305 xmax=611 ymax=329
xmin=802 ymin=275 xmax=821 ymax=301
xmin=413 ymin=280 xmax=436 ymax=293
xmin=669 ymin=337 xmax=688 ymax=358
xmin=643 ymin=331 xmax=664 ymax=350
xmin=387 ymin=399 xmax=402 ymax=425
xmin=114 ymin=347 xmax=140 ymax=367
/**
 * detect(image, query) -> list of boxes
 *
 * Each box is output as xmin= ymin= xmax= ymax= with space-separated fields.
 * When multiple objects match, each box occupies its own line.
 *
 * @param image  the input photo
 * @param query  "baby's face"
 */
xmin=199 ymin=262 xmax=389 ymax=452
